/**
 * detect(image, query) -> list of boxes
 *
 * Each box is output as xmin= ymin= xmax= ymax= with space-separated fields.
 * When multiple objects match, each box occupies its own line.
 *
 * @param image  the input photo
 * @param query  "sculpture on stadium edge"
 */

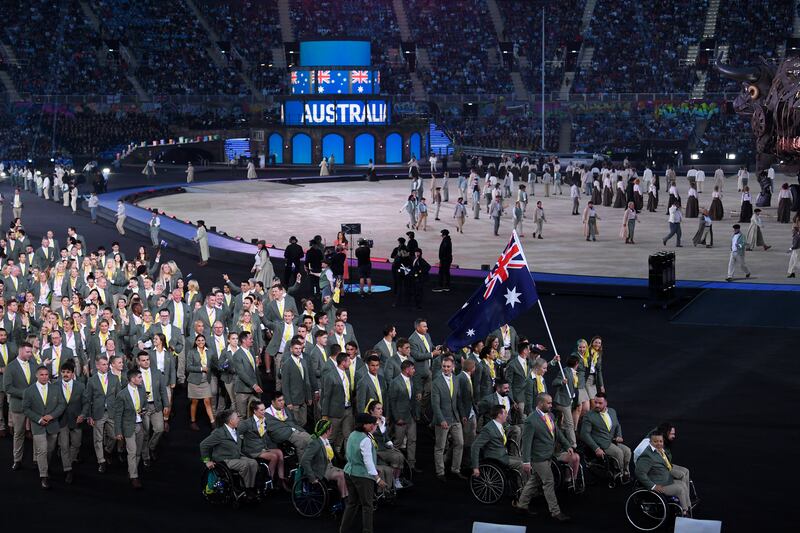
xmin=715 ymin=54 xmax=800 ymax=168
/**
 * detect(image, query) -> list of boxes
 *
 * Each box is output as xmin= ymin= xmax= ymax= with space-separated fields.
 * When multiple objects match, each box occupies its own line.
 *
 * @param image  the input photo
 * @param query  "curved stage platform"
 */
xmin=93 ymin=172 xmax=799 ymax=293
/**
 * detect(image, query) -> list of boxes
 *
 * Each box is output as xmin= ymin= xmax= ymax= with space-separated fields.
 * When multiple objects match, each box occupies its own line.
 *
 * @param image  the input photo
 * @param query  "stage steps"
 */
xmin=429 ymin=122 xmax=453 ymax=157
xmin=485 ymin=0 xmax=505 ymax=39
xmin=0 ymin=71 xmax=21 ymax=102
xmin=125 ymin=74 xmax=150 ymax=102
xmin=703 ymin=0 xmax=721 ymax=38
xmin=511 ymin=72 xmax=529 ymax=101
xmin=392 ymin=0 xmax=412 ymax=41
xmin=795 ymin=0 xmax=800 ymax=37
xmin=580 ymin=0 xmax=597 ymax=35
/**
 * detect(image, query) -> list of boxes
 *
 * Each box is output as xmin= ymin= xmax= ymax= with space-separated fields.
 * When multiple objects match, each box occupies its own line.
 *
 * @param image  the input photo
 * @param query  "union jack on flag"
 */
xmin=445 ymin=231 xmax=539 ymax=351
xmin=483 ymin=238 xmax=528 ymax=300
xmin=351 ymin=70 xmax=369 ymax=83
xmin=317 ymin=70 xmax=331 ymax=84
xmin=291 ymin=72 xmax=298 ymax=84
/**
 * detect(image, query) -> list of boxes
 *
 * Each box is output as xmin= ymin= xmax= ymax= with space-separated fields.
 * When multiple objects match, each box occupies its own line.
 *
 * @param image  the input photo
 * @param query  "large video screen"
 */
xmin=291 ymin=69 xmax=380 ymax=95
xmin=282 ymin=99 xmax=390 ymax=126
xmin=299 ymin=40 xmax=371 ymax=67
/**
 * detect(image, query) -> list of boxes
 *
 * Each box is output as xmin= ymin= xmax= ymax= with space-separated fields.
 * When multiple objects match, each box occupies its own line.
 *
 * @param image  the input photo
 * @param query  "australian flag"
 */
xmin=445 ymin=231 xmax=538 ymax=351
xmin=351 ymin=70 xmax=373 ymax=94
xmin=291 ymin=70 xmax=311 ymax=94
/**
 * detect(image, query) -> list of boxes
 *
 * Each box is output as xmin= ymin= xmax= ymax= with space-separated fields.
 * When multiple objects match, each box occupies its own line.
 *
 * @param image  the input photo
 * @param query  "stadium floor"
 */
xmin=0 ymin=178 xmax=793 ymax=532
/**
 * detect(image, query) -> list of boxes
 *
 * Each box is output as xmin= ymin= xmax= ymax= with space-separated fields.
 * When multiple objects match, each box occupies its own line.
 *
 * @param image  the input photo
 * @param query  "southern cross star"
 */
xmin=504 ymin=286 xmax=522 ymax=308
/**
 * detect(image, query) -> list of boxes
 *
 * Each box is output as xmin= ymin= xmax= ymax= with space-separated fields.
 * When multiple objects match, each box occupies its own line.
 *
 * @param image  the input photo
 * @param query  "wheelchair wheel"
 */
xmin=292 ymin=478 xmax=329 ymax=518
xmin=506 ymin=467 xmax=523 ymax=500
xmin=625 ymin=489 xmax=668 ymax=531
xmin=571 ymin=463 xmax=586 ymax=495
xmin=506 ymin=437 xmax=520 ymax=459
xmin=201 ymin=467 xmax=234 ymax=505
xmin=550 ymin=459 xmax=563 ymax=490
xmin=255 ymin=459 xmax=273 ymax=499
xmin=470 ymin=463 xmax=506 ymax=505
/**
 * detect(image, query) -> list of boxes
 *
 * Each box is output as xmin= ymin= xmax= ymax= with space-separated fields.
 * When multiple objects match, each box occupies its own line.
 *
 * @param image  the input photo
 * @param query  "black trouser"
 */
xmin=340 ymin=474 xmax=376 ymax=533
xmin=438 ymin=262 xmax=451 ymax=288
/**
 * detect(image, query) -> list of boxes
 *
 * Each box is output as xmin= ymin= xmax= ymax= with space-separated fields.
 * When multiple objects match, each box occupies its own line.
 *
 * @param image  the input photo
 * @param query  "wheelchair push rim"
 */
xmin=470 ymin=463 xmax=505 ymax=505
xmin=625 ymin=489 xmax=668 ymax=531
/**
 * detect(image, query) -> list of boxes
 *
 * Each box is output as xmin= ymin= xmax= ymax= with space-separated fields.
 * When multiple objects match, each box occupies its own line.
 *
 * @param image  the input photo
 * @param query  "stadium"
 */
xmin=0 ymin=1 xmax=795 ymax=532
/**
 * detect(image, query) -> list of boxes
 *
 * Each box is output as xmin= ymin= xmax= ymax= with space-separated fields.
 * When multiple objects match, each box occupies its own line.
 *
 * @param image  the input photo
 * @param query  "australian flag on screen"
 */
xmin=291 ymin=70 xmax=311 ymax=94
xmin=445 ymin=231 xmax=539 ymax=351
xmin=317 ymin=70 xmax=348 ymax=94
xmin=351 ymin=70 xmax=373 ymax=94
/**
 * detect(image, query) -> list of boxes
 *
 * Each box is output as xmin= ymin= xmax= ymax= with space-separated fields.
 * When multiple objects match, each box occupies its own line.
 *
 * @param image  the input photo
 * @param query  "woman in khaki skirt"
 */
xmin=187 ymin=334 xmax=216 ymax=430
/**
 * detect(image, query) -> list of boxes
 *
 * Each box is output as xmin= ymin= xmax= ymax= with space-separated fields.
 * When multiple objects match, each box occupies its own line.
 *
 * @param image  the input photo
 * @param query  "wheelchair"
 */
xmin=469 ymin=459 xmax=524 ymax=505
xmin=580 ymin=444 xmax=630 ymax=488
xmin=201 ymin=458 xmax=273 ymax=507
xmin=625 ymin=480 xmax=699 ymax=531
xmin=290 ymin=467 xmax=343 ymax=518
xmin=550 ymin=457 xmax=586 ymax=495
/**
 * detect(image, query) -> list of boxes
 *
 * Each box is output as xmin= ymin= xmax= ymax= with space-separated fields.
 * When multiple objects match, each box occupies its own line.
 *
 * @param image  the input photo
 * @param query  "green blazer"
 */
xmin=387 ymin=374 xmax=417 ymax=424
xmin=356 ymin=372 xmax=388 ymax=416
xmin=282 ymin=355 xmax=312 ymax=406
xmin=232 ymin=347 xmax=261 ymax=394
xmin=186 ymin=348 xmax=215 ymax=385
xmin=456 ymin=372 xmax=475 ymax=421
xmin=408 ymin=331 xmax=434 ymax=382
xmin=147 ymin=348 xmax=177 ymax=387
xmin=580 ymin=408 xmax=623 ymax=451
xmin=3 ymin=358 xmax=34 ymax=412
xmin=113 ymin=386 xmax=148 ymax=438
xmin=56 ymin=378 xmax=86 ymax=429
xmin=81 ymin=372 xmax=120 ymax=420
xmin=551 ymin=367 xmax=577 ymax=407
xmin=381 ymin=354 xmax=404 ymax=385
xmin=320 ymin=368 xmax=349 ymax=418
xmin=41 ymin=346 xmax=75 ymax=376
xmin=141 ymin=324 xmax=185 ymax=358
xmin=264 ymin=408 xmax=305 ymax=444
xmin=490 ymin=326 xmax=519 ymax=358
xmin=521 ymin=410 xmax=570 ymax=463
xmin=306 ymin=344 xmax=328 ymax=392
xmin=504 ymin=356 xmax=530 ymax=402
xmin=372 ymin=339 xmax=396 ymax=364
xmin=0 ymin=342 xmax=19 ymax=393
xmin=200 ymin=426 xmax=245 ymax=462
xmin=23 ymin=382 xmax=66 ymax=435
xmin=141 ymin=368 xmax=170 ymax=411
xmin=635 ymin=446 xmax=675 ymax=488
xmin=237 ymin=416 xmax=274 ymax=457
xmin=476 ymin=359 xmax=497 ymax=400
xmin=431 ymin=374 xmax=461 ymax=425
xmin=525 ymin=374 xmax=548 ymax=414
xmin=300 ymin=437 xmax=329 ymax=482
xmin=266 ymin=321 xmax=296 ymax=356
xmin=264 ymin=296 xmax=299 ymax=325
xmin=471 ymin=420 xmax=510 ymax=467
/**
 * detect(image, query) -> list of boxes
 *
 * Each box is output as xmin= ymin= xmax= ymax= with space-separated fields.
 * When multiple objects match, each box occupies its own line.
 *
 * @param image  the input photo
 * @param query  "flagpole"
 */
xmin=536 ymin=299 xmax=572 ymax=398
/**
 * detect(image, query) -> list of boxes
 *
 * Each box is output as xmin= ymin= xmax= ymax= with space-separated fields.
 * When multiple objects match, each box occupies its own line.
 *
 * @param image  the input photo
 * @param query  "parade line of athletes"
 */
xmin=0 ymin=229 xmax=692 ymax=526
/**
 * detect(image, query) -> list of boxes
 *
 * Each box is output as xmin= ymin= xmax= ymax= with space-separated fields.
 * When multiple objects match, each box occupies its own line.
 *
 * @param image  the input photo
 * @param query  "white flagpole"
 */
xmin=511 ymin=229 xmax=573 ymax=398
xmin=537 ymin=290 xmax=572 ymax=398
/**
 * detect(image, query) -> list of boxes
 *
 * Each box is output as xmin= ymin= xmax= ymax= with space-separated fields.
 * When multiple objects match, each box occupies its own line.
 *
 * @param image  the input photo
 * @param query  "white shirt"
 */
xmin=37 ymin=382 xmax=49 ymax=404
xmin=336 ymin=368 xmax=351 ymax=406
xmin=668 ymin=205 xmax=682 ymax=223
xmin=127 ymin=385 xmax=142 ymax=423
xmin=731 ymin=233 xmax=742 ymax=252
xmin=401 ymin=374 xmax=412 ymax=399
xmin=225 ymin=423 xmax=237 ymax=442
xmin=496 ymin=393 xmax=510 ymax=411
xmin=633 ymin=436 xmax=650 ymax=463
xmin=359 ymin=435 xmax=379 ymax=477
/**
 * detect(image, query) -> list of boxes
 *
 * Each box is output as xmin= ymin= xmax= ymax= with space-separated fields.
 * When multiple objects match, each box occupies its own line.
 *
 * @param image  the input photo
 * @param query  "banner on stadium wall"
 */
xmin=565 ymin=101 xmax=634 ymax=113
xmin=652 ymin=101 xmax=720 ymax=119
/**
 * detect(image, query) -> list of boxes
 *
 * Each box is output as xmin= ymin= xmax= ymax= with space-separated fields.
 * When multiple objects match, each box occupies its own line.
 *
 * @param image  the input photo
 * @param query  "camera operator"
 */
xmin=355 ymin=239 xmax=373 ymax=297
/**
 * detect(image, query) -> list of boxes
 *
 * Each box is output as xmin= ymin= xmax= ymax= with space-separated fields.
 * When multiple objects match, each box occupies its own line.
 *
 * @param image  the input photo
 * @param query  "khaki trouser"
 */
xmin=33 ymin=433 xmax=58 ymax=477
xmin=288 ymin=404 xmax=307 ymax=429
xmin=667 ymin=464 xmax=692 ymax=511
xmin=116 ymin=215 xmax=126 ymax=235
xmin=125 ymin=423 xmax=144 ymax=479
xmin=274 ymin=352 xmax=284 ymax=391
xmin=58 ymin=426 xmax=82 ymax=471
xmin=13 ymin=207 xmax=22 ymax=220
xmin=329 ymin=407 xmax=354 ymax=456
xmin=11 ymin=411 xmax=26 ymax=463
xmin=175 ymin=349 xmax=186 ymax=385
xmin=142 ymin=403 xmax=165 ymax=461
xmin=727 ymin=252 xmax=750 ymax=278
xmin=392 ymin=418 xmax=417 ymax=467
xmin=554 ymin=404 xmax=576 ymax=447
xmin=288 ymin=429 xmax=311 ymax=460
xmin=507 ymin=424 xmax=522 ymax=457
xmin=235 ymin=393 xmax=259 ymax=418
xmin=518 ymin=459 xmax=561 ymax=515
xmin=225 ymin=457 xmax=258 ymax=487
xmin=788 ymin=249 xmax=799 ymax=274
xmin=605 ymin=442 xmax=632 ymax=475
xmin=534 ymin=220 xmax=544 ymax=236
xmin=220 ymin=381 xmax=235 ymax=413
xmin=660 ymin=476 xmax=691 ymax=511
xmin=434 ymin=421 xmax=463 ymax=476
xmin=93 ymin=413 xmax=115 ymax=463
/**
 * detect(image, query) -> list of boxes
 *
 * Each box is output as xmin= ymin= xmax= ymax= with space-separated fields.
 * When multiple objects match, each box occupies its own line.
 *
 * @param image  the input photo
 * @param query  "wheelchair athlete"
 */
xmin=579 ymin=393 xmax=631 ymax=482
xmin=238 ymin=400 xmax=290 ymax=491
xmin=300 ymin=419 xmax=348 ymax=500
xmin=200 ymin=409 xmax=259 ymax=499
xmin=470 ymin=404 xmax=527 ymax=481
xmin=634 ymin=430 xmax=692 ymax=515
